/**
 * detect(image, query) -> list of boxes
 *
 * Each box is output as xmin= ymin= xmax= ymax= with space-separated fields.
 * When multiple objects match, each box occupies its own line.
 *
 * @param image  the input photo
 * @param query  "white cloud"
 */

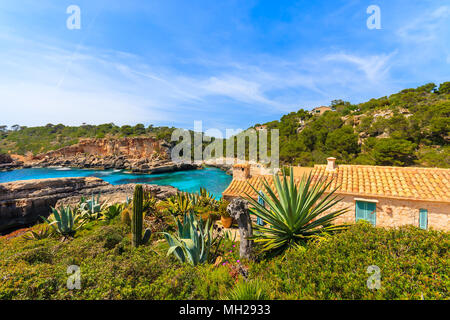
xmin=0 ymin=30 xmax=400 ymax=129
xmin=397 ymin=5 xmax=450 ymax=42
xmin=324 ymin=52 xmax=395 ymax=82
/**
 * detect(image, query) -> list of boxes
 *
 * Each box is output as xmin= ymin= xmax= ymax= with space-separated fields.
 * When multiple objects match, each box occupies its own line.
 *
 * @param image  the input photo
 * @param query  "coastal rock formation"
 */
xmin=0 ymin=153 xmax=23 ymax=171
xmin=0 ymin=177 xmax=178 ymax=233
xmin=0 ymin=154 xmax=13 ymax=164
xmin=203 ymin=158 xmax=233 ymax=175
xmin=33 ymin=137 xmax=167 ymax=160
xmin=27 ymin=137 xmax=200 ymax=173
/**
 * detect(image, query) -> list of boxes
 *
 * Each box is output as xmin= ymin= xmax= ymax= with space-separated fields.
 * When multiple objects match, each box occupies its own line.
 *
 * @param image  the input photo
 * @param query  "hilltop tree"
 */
xmin=325 ymin=125 xmax=359 ymax=162
xmin=416 ymin=82 xmax=436 ymax=93
xmin=438 ymin=82 xmax=450 ymax=95
xmin=133 ymin=123 xmax=146 ymax=135
xmin=370 ymin=138 xmax=417 ymax=166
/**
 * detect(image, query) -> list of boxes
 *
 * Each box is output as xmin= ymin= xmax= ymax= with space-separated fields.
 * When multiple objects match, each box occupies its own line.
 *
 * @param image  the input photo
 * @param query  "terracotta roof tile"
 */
xmin=223 ymin=164 xmax=450 ymax=203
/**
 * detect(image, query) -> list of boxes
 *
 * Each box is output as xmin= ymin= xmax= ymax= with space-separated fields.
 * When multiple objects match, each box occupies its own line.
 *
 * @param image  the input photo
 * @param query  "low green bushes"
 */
xmin=0 ymin=218 xmax=448 ymax=300
xmin=249 ymin=223 xmax=449 ymax=299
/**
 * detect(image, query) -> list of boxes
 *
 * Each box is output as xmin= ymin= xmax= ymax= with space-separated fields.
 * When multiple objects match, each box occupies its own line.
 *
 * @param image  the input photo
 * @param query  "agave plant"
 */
xmin=79 ymin=194 xmax=107 ymax=220
xmin=225 ymin=280 xmax=268 ymax=300
xmin=22 ymin=225 xmax=53 ymax=241
xmin=42 ymin=205 xmax=86 ymax=238
xmin=245 ymin=167 xmax=348 ymax=256
xmin=161 ymin=212 xmax=218 ymax=266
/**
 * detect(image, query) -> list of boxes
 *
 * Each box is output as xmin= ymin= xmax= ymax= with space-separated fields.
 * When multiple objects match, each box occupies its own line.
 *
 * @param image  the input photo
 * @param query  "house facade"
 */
xmin=309 ymin=106 xmax=334 ymax=115
xmin=222 ymin=158 xmax=449 ymax=231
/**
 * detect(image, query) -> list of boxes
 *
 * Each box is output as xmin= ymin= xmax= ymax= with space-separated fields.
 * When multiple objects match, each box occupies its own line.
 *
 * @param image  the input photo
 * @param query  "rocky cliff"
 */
xmin=0 ymin=154 xmax=13 ymax=164
xmin=0 ymin=177 xmax=178 ymax=233
xmin=33 ymin=137 xmax=167 ymax=160
xmin=0 ymin=153 xmax=23 ymax=171
xmin=27 ymin=137 xmax=199 ymax=173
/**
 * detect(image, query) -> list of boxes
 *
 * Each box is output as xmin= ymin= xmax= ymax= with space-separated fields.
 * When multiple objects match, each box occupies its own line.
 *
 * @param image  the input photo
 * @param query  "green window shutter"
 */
xmin=366 ymin=202 xmax=376 ymax=226
xmin=355 ymin=201 xmax=376 ymax=226
xmin=419 ymin=209 xmax=428 ymax=230
xmin=355 ymin=201 xmax=365 ymax=222
xmin=257 ymin=191 xmax=266 ymax=226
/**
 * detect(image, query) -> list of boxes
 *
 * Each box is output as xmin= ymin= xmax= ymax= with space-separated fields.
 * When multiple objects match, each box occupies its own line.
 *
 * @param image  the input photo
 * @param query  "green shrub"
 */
xmin=249 ymin=223 xmax=449 ymax=299
xmin=0 ymin=214 xmax=447 ymax=300
xmin=225 ymin=280 xmax=269 ymax=300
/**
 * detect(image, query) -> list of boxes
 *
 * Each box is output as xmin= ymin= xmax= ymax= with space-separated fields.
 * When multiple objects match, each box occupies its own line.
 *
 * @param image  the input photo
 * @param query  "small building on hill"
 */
xmin=310 ymin=106 xmax=334 ymax=115
xmin=222 ymin=158 xmax=449 ymax=231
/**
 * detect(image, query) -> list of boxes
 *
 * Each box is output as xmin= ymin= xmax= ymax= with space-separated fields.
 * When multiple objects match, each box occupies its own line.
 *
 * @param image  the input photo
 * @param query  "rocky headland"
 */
xmin=0 ymin=177 xmax=178 ymax=234
xmin=12 ymin=137 xmax=200 ymax=173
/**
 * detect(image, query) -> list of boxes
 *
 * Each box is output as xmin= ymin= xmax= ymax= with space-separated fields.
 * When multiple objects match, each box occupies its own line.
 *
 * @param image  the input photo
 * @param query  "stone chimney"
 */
xmin=233 ymin=163 xmax=251 ymax=181
xmin=326 ymin=157 xmax=337 ymax=171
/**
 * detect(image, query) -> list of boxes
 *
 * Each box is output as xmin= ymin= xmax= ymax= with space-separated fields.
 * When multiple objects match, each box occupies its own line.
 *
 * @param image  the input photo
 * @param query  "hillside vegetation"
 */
xmin=0 ymin=220 xmax=447 ymax=300
xmin=1 ymin=82 xmax=449 ymax=167
xmin=0 ymin=124 xmax=176 ymax=156
xmin=259 ymin=81 xmax=449 ymax=167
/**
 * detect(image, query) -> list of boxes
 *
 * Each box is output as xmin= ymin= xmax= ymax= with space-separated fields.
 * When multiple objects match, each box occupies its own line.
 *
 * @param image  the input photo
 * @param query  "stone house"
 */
xmin=222 ymin=158 xmax=449 ymax=231
xmin=254 ymin=125 xmax=267 ymax=131
xmin=309 ymin=106 xmax=334 ymax=116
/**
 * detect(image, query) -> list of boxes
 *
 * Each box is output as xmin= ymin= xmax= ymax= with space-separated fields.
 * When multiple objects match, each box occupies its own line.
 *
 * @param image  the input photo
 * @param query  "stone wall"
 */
xmin=326 ymin=194 xmax=449 ymax=231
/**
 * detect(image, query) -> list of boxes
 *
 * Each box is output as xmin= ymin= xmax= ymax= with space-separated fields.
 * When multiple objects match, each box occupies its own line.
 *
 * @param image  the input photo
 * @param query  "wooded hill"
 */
xmin=254 ymin=81 xmax=449 ymax=168
xmin=1 ymin=81 xmax=449 ymax=168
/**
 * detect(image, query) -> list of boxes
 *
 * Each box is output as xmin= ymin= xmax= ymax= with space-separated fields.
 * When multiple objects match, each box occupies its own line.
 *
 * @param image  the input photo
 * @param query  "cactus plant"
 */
xmin=131 ymin=185 xmax=152 ymax=247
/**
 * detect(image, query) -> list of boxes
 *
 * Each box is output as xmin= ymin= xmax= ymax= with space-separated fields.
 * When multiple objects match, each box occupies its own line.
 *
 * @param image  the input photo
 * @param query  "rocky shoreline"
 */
xmin=0 ymin=177 xmax=179 ymax=234
xmin=1 ymin=137 xmax=203 ymax=173
xmin=1 ymin=138 xmax=236 ymax=175
xmin=28 ymin=155 xmax=201 ymax=173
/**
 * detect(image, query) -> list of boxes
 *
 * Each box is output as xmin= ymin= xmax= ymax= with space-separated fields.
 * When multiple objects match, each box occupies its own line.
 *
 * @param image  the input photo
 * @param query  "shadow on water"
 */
xmin=113 ymin=176 xmax=164 ymax=184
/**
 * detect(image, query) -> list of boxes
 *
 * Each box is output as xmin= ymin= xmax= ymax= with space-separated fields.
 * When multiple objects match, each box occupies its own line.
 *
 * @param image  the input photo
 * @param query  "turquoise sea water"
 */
xmin=0 ymin=166 xmax=232 ymax=199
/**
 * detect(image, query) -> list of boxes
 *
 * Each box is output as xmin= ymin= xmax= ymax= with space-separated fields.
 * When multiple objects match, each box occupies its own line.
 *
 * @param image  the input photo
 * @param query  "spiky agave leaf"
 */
xmin=41 ymin=205 xmax=86 ymax=238
xmin=244 ymin=167 xmax=349 ymax=256
xmin=160 ymin=212 xmax=215 ymax=266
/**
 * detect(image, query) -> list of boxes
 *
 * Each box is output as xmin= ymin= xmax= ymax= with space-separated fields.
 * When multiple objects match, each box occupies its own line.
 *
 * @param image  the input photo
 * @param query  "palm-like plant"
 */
xmin=143 ymin=194 xmax=157 ymax=213
xmin=42 ymin=205 xmax=86 ymax=238
xmin=245 ymin=167 xmax=348 ymax=256
xmin=101 ymin=203 xmax=124 ymax=220
xmin=225 ymin=280 xmax=268 ymax=300
xmin=189 ymin=188 xmax=217 ymax=208
xmin=165 ymin=193 xmax=193 ymax=216
xmin=161 ymin=212 xmax=217 ymax=266
xmin=22 ymin=225 xmax=53 ymax=241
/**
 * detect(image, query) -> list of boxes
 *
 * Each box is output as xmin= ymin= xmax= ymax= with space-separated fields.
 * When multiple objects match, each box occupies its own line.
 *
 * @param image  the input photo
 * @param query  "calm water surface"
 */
xmin=0 ymin=166 xmax=232 ymax=199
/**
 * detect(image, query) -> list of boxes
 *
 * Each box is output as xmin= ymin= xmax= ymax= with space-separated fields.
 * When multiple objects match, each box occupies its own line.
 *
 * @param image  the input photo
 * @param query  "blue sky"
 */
xmin=0 ymin=0 xmax=449 ymax=132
